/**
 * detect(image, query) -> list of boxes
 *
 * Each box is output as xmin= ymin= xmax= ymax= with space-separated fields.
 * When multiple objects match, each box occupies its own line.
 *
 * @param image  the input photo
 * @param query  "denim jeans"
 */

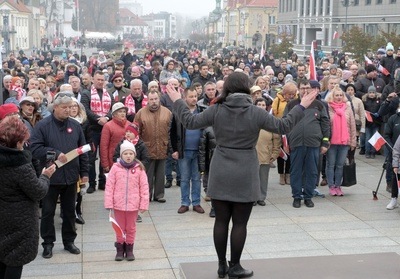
xmin=178 ymin=150 xmax=201 ymax=206
xmin=165 ymin=154 xmax=180 ymax=182
xmin=365 ymin=124 xmax=378 ymax=155
xmin=290 ymin=146 xmax=319 ymax=199
xmin=326 ymin=144 xmax=349 ymax=187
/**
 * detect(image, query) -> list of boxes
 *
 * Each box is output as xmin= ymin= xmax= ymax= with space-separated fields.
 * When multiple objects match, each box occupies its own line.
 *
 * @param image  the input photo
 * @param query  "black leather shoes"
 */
xmin=304 ymin=199 xmax=315 ymax=208
xmin=75 ymin=214 xmax=85 ymax=225
xmin=86 ymin=186 xmax=95 ymax=194
xmin=218 ymin=260 xmax=228 ymax=278
xmin=293 ymin=198 xmax=301 ymax=208
xmin=257 ymin=200 xmax=266 ymax=206
xmin=64 ymin=243 xmax=81 ymax=254
xmin=42 ymin=246 xmax=53 ymax=259
xmin=164 ymin=180 xmax=172 ymax=188
xmin=228 ymin=262 xmax=253 ymax=278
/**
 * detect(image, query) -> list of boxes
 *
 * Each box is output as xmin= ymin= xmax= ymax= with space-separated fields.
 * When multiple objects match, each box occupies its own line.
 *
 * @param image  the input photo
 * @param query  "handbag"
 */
xmin=342 ymin=161 xmax=357 ymax=187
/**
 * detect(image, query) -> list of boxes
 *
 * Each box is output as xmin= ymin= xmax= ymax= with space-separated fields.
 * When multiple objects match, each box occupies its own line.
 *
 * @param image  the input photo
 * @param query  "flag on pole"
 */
xmin=260 ymin=43 xmax=265 ymax=60
xmin=109 ymin=211 xmax=126 ymax=241
xmin=364 ymin=55 xmax=373 ymax=65
xmin=365 ymin=111 xmax=373 ymax=122
xmin=309 ymin=41 xmax=317 ymax=80
xmin=368 ymin=131 xmax=386 ymax=151
xmin=333 ymin=31 xmax=339 ymax=40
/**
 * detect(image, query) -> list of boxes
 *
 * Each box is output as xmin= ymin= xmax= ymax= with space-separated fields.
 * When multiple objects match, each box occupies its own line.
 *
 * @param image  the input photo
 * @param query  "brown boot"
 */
xmin=279 ymin=174 xmax=285 ymax=185
xmin=125 ymin=243 xmax=135 ymax=261
xmin=285 ymin=174 xmax=291 ymax=185
xmin=115 ymin=242 xmax=124 ymax=261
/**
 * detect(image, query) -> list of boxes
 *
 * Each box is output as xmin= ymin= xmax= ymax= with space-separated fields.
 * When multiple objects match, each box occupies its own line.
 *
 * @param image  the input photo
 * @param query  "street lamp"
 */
xmin=341 ymin=0 xmax=354 ymax=33
xmin=240 ymin=12 xmax=249 ymax=47
xmin=0 ymin=9 xmax=11 ymax=55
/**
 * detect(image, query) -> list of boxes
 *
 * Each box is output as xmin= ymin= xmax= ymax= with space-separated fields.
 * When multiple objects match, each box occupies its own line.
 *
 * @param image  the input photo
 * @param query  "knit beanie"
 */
xmin=368 ymin=86 xmax=376 ymax=93
xmin=126 ymin=122 xmax=139 ymax=137
xmin=386 ymin=42 xmax=394 ymax=51
xmin=120 ymin=140 xmax=136 ymax=157
xmin=148 ymin=80 xmax=159 ymax=89
xmin=0 ymin=103 xmax=19 ymax=120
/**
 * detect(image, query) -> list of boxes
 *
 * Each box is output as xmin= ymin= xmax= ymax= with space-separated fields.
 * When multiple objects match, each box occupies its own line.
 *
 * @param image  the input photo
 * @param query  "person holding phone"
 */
xmin=30 ymin=92 xmax=89 ymax=259
xmin=0 ymin=117 xmax=56 ymax=279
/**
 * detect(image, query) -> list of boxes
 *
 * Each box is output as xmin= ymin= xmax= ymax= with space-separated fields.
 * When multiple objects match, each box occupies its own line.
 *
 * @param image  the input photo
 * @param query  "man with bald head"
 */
xmin=284 ymin=79 xmax=330 ymax=208
xmin=121 ymin=79 xmax=148 ymax=122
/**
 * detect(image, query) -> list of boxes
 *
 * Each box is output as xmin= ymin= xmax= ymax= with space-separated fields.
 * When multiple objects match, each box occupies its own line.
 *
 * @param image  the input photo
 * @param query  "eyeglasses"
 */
xmin=114 ymin=79 xmax=123 ymax=82
xmin=299 ymin=87 xmax=311 ymax=91
xmin=23 ymin=103 xmax=35 ymax=107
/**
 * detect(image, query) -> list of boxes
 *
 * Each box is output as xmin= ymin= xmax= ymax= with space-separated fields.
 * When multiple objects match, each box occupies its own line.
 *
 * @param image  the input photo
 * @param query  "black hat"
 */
xmin=366 ymin=64 xmax=377 ymax=74
xmin=115 ymin=60 xmax=124 ymax=65
xmin=309 ymin=80 xmax=321 ymax=89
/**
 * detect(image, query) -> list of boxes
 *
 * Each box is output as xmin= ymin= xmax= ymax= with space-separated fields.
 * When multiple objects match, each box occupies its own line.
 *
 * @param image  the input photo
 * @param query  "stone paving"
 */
xmin=22 ymin=152 xmax=400 ymax=278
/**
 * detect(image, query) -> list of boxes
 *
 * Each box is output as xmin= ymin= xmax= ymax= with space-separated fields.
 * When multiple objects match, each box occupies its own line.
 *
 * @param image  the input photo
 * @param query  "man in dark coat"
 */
xmin=30 ymin=92 xmax=89 ymax=259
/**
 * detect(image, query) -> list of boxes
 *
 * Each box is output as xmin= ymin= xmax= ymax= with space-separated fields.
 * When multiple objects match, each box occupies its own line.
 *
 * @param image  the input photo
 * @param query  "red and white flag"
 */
xmin=109 ymin=211 xmax=126 ymax=241
xmin=279 ymin=148 xmax=288 ymax=161
xmin=260 ymin=43 xmax=265 ymax=60
xmin=333 ymin=31 xmax=339 ymax=40
xmin=365 ymin=111 xmax=373 ymax=122
xmin=378 ymin=64 xmax=390 ymax=76
xmin=364 ymin=55 xmax=373 ymax=65
xmin=309 ymin=41 xmax=317 ymax=80
xmin=368 ymin=131 xmax=386 ymax=151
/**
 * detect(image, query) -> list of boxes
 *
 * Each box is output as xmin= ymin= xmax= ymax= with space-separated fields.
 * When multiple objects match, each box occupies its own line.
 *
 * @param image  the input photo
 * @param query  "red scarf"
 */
xmin=125 ymin=94 xmax=148 ymax=115
xmin=330 ymin=102 xmax=349 ymax=145
xmin=90 ymin=85 xmax=112 ymax=117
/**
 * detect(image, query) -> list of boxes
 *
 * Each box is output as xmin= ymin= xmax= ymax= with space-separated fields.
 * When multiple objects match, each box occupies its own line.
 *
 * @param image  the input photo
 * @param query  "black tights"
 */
xmin=0 ymin=262 xmax=23 ymax=279
xmin=212 ymin=199 xmax=253 ymax=264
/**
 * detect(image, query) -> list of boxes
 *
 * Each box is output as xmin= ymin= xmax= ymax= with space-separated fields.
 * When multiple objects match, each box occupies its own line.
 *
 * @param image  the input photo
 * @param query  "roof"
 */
xmin=247 ymin=0 xmax=278 ymax=7
xmin=119 ymin=8 xmax=147 ymax=26
xmin=0 ymin=0 xmax=31 ymax=13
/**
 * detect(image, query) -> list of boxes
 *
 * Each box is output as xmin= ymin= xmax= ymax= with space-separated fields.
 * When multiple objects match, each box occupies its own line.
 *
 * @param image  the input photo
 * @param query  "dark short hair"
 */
xmin=215 ymin=72 xmax=251 ymax=104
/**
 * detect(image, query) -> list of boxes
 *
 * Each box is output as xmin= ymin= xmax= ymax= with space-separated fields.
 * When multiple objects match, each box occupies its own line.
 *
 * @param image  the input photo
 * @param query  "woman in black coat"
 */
xmin=166 ymin=73 xmax=317 ymax=279
xmin=0 ymin=117 xmax=55 ymax=279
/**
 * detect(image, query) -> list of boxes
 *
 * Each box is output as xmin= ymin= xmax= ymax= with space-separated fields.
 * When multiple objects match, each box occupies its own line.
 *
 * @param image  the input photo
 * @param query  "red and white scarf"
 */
xmin=125 ymin=94 xmax=148 ymax=115
xmin=90 ymin=85 xmax=112 ymax=117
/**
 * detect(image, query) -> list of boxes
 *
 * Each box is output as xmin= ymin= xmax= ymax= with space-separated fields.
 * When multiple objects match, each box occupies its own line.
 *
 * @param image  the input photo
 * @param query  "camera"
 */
xmin=46 ymin=151 xmax=56 ymax=168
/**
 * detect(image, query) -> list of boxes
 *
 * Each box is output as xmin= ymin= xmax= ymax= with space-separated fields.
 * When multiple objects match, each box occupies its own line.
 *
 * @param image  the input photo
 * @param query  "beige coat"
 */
xmin=256 ymin=130 xmax=281 ymax=165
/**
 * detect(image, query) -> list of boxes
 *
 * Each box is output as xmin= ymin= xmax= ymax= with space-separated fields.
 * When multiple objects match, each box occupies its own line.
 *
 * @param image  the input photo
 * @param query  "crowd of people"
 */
xmin=1 ymin=40 xmax=400 ymax=278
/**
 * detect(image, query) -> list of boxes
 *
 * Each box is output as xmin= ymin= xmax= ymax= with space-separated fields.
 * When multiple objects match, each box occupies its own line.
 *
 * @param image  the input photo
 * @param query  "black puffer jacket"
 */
xmin=0 ymin=145 xmax=49 ymax=266
xmin=198 ymin=126 xmax=216 ymax=173
xmin=113 ymin=138 xmax=150 ymax=169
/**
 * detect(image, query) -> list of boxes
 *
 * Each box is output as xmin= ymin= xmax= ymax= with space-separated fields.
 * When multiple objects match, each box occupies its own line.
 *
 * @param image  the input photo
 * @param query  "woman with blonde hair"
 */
xmin=27 ymin=89 xmax=51 ymax=118
xmin=326 ymin=85 xmax=357 ymax=196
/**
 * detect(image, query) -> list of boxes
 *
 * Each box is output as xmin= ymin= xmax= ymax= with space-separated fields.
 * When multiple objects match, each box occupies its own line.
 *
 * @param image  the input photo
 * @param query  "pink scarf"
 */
xmin=330 ymin=102 xmax=349 ymax=145
xmin=90 ymin=85 xmax=112 ymax=117
xmin=125 ymin=94 xmax=148 ymax=115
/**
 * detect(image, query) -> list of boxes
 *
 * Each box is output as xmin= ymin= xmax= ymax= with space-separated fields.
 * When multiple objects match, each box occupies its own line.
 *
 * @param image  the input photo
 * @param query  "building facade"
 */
xmin=278 ymin=0 xmax=400 ymax=56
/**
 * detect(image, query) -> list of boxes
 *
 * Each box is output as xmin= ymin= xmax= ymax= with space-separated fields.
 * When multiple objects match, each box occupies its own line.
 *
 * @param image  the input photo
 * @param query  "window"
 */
xmin=376 ymin=0 xmax=382 ymax=4
xmin=300 ymin=0 xmax=304 ymax=15
xmin=390 ymin=0 xmax=397 ymax=3
xmin=319 ymin=0 xmax=323 ymax=15
xmin=366 ymin=0 xmax=371 ymax=5
xmin=313 ymin=0 xmax=317 ymax=15
xmin=326 ymin=0 xmax=331 ymax=14
xmin=354 ymin=0 xmax=359 ymax=5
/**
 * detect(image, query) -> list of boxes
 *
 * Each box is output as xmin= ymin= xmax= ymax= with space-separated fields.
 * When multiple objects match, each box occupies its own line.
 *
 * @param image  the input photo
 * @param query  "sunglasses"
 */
xmin=23 ymin=103 xmax=35 ymax=107
xmin=114 ymin=79 xmax=123 ymax=82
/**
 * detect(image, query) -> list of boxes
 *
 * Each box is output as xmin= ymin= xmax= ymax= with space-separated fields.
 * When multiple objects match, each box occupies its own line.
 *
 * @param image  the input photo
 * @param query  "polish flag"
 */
xmin=279 ymin=148 xmax=288 ymax=161
xmin=333 ymin=31 xmax=339 ymax=40
xmin=309 ymin=41 xmax=317 ymax=80
xmin=368 ymin=131 xmax=386 ymax=151
xmin=109 ymin=211 xmax=126 ymax=241
xmin=378 ymin=64 xmax=390 ymax=76
xmin=365 ymin=111 xmax=373 ymax=122
xmin=364 ymin=55 xmax=373 ymax=65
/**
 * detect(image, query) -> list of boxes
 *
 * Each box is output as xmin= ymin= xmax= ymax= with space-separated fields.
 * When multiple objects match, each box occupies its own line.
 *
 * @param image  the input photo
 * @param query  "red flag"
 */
xmin=309 ymin=42 xmax=317 ymax=80
xmin=333 ymin=31 xmax=339 ymax=40
xmin=368 ymin=131 xmax=386 ymax=151
xmin=109 ymin=211 xmax=126 ymax=241
xmin=365 ymin=111 xmax=373 ymax=123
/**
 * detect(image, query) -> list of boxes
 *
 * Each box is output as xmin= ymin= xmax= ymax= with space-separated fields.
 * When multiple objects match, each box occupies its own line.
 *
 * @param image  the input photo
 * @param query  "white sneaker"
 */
xmin=386 ymin=198 xmax=398 ymax=210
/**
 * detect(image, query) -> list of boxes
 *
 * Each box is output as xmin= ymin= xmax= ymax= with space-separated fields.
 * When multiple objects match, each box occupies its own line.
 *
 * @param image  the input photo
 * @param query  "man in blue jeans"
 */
xmin=284 ymin=80 xmax=331 ymax=208
xmin=170 ymin=87 xmax=204 ymax=214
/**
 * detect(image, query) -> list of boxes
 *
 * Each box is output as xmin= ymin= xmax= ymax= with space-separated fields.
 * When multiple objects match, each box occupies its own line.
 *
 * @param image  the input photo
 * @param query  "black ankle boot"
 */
xmin=228 ymin=261 xmax=253 ymax=279
xmin=218 ymin=260 xmax=228 ymax=278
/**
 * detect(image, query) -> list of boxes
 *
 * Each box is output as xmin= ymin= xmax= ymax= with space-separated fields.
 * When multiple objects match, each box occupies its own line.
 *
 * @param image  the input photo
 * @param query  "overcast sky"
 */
xmin=135 ymin=0 xmax=216 ymax=18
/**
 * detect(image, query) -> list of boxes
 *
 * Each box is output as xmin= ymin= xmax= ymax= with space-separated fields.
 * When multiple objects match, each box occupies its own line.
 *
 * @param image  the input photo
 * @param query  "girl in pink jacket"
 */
xmin=104 ymin=140 xmax=149 ymax=261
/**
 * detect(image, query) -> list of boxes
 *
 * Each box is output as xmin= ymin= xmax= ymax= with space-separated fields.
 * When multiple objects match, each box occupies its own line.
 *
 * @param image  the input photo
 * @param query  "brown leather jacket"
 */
xmin=134 ymin=106 xmax=172 ymax=160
